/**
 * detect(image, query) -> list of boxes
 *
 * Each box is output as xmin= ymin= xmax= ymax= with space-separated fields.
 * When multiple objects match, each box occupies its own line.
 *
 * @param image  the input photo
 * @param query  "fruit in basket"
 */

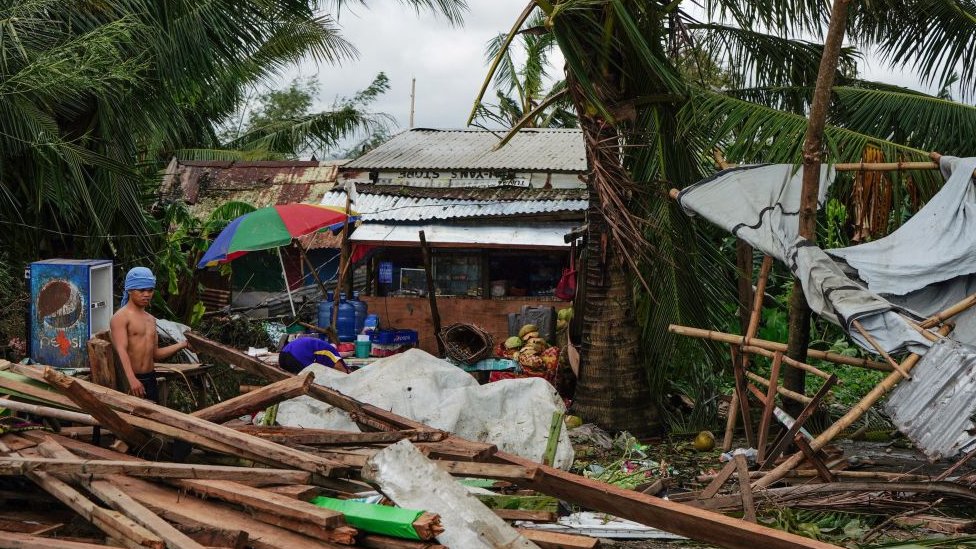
xmin=518 ymin=324 xmax=539 ymax=338
xmin=518 ymin=347 xmax=545 ymax=373
xmin=504 ymin=336 xmax=523 ymax=349
xmin=525 ymin=337 xmax=547 ymax=353
xmin=522 ymin=331 xmax=540 ymax=341
xmin=541 ymin=346 xmax=559 ymax=371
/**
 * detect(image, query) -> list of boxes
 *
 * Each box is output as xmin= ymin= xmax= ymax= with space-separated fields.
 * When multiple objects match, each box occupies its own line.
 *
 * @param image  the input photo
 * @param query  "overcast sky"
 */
xmin=274 ymin=2 xmax=945 ymax=154
xmin=281 ymin=1 xmax=535 ymax=139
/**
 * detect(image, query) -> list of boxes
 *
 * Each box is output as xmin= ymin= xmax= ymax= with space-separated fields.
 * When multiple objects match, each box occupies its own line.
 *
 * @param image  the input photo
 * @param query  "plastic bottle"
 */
xmin=316 ymin=291 xmax=334 ymax=332
xmin=336 ymin=293 xmax=356 ymax=342
xmin=350 ymin=291 xmax=368 ymax=334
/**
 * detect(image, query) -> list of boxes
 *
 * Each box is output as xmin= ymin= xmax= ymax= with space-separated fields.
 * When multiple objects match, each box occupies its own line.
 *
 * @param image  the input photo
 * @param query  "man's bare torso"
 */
xmin=113 ymin=306 xmax=156 ymax=375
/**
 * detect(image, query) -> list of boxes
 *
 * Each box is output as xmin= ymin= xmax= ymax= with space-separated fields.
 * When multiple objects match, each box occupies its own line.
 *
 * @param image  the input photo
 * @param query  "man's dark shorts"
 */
xmin=134 ymin=372 xmax=160 ymax=403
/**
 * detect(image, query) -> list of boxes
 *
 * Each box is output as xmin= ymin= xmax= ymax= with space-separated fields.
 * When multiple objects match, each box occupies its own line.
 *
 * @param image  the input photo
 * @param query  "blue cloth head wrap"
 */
xmin=121 ymin=267 xmax=156 ymax=307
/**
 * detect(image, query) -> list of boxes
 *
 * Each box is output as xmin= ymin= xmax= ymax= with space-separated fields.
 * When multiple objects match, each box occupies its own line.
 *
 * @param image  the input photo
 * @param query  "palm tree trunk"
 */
xmin=571 ymin=115 xmax=658 ymax=437
xmin=784 ymin=0 xmax=852 ymax=413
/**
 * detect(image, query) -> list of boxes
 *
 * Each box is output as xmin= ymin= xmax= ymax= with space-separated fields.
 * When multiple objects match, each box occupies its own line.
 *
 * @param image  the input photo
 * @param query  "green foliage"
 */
xmin=153 ymin=201 xmax=255 ymax=325
xmin=824 ymin=198 xmax=849 ymax=250
xmin=475 ymin=9 xmax=577 ymax=129
xmin=764 ymin=508 xmax=873 ymax=543
xmin=221 ymin=73 xmax=394 ymax=159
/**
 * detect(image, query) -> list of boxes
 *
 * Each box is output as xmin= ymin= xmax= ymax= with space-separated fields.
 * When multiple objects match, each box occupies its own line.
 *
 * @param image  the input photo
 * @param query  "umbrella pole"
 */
xmin=277 ymin=247 xmax=297 ymax=317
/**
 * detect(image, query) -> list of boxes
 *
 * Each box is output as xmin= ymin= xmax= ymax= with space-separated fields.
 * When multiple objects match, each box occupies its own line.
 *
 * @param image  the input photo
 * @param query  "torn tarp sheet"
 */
xmin=829 ymin=156 xmax=976 ymax=346
xmin=677 ymin=163 xmax=933 ymax=355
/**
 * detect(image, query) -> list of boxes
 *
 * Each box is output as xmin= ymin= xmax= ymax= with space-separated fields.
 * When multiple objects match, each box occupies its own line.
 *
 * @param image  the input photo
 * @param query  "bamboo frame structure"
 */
xmin=851 ymin=320 xmax=912 ymax=379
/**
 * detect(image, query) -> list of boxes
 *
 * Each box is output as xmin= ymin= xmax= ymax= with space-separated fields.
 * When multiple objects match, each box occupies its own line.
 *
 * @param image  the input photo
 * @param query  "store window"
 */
xmin=371 ymin=248 xmax=568 ymax=299
xmin=433 ymin=253 xmax=483 ymax=297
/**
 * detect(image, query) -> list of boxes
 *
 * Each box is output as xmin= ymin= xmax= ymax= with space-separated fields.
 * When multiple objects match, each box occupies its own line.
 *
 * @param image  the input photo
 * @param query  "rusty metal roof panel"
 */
xmin=885 ymin=338 xmax=976 ymax=460
xmin=320 ymin=189 xmax=587 ymax=222
xmin=159 ymin=159 xmax=346 ymax=219
xmin=353 ymin=184 xmax=587 ymax=201
xmin=343 ymin=128 xmax=586 ymax=172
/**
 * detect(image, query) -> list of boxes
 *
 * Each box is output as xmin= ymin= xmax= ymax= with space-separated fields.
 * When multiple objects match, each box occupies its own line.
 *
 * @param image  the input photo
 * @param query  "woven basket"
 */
xmin=440 ymin=323 xmax=494 ymax=364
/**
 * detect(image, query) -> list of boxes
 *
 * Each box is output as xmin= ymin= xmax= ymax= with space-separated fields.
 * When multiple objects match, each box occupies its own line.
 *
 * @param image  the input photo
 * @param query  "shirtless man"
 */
xmin=110 ymin=267 xmax=188 ymax=401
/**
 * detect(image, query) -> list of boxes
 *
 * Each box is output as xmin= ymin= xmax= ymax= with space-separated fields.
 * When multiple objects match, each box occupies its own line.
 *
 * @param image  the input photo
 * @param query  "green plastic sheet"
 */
xmin=310 ymin=496 xmax=425 ymax=540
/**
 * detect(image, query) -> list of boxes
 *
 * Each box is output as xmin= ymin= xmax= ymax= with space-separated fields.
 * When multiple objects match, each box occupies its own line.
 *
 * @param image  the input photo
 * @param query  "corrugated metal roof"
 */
xmin=159 ymin=158 xmax=346 ymax=220
xmin=343 ymin=128 xmax=586 ymax=172
xmin=886 ymin=338 xmax=976 ymax=460
xmin=349 ymin=184 xmax=587 ymax=201
xmin=319 ymin=189 xmax=587 ymax=222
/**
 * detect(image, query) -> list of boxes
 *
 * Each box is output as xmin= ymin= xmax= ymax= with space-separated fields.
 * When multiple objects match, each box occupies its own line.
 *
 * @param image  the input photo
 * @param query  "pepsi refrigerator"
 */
xmin=29 ymin=259 xmax=113 ymax=369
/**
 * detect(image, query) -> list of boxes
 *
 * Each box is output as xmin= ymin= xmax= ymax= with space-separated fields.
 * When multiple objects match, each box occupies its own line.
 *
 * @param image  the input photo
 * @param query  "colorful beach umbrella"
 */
xmin=198 ymin=204 xmax=358 ymax=268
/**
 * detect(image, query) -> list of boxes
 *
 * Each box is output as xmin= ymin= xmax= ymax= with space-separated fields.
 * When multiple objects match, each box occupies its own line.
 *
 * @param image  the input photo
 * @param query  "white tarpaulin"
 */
xmin=276 ymin=348 xmax=575 ymax=469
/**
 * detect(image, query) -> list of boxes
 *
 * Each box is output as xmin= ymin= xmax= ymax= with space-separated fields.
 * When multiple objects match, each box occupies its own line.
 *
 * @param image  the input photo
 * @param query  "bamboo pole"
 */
xmin=754 ymin=324 xmax=953 ymax=490
xmin=745 ymin=371 xmax=811 ymax=404
xmin=756 ymin=352 xmax=782 ymax=463
xmin=740 ymin=346 xmax=833 ymax=381
xmin=725 ymin=255 xmax=772 ymax=451
xmin=668 ymin=325 xmax=891 ymax=371
xmin=0 ymin=397 xmax=98 ymax=425
xmin=744 ymin=256 xmax=774 ymax=344
xmin=920 ymin=292 xmax=976 ymax=328
xmin=851 ymin=319 xmax=913 ymax=379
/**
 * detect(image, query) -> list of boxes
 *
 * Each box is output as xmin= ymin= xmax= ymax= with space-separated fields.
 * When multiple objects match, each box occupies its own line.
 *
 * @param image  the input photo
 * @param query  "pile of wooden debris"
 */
xmin=0 ymin=333 xmax=832 ymax=549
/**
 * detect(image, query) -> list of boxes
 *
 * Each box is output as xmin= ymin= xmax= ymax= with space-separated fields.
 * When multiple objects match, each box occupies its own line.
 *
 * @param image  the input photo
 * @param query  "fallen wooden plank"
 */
xmin=109 ymin=475 xmax=347 ymax=549
xmin=174 ymin=479 xmax=346 ymax=529
xmin=0 ymin=441 xmax=163 ymax=549
xmin=192 ymin=372 xmax=315 ymax=424
xmin=0 ymin=531 xmax=115 ymax=549
xmin=0 ymin=456 xmax=311 ymax=483
xmin=516 ymin=528 xmax=599 ymax=549
xmin=363 ymin=440 xmax=539 ymax=549
xmin=498 ymin=449 xmax=840 ymax=549
xmin=234 ymin=425 xmax=447 ymax=445
xmin=37 ymin=439 xmax=206 ymax=549
xmin=20 ymin=366 xmax=347 ymax=478
xmin=42 ymin=368 xmax=152 ymax=453
xmin=263 ymin=485 xmax=323 ymax=501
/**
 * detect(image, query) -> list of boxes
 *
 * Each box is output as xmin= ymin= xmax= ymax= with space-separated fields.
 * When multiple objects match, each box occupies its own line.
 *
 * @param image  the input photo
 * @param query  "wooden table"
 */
xmin=153 ymin=363 xmax=214 ymax=409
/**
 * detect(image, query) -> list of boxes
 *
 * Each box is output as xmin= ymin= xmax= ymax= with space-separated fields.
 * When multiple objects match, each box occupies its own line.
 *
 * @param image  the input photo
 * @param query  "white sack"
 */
xmin=276 ymin=348 xmax=575 ymax=469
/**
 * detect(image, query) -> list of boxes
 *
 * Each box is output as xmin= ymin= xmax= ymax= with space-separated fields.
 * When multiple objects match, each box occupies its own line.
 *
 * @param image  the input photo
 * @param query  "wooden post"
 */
xmin=298 ymin=244 xmax=329 ymax=300
xmin=730 ymin=347 xmax=755 ymax=447
xmin=759 ymin=374 xmax=837 ymax=470
xmin=332 ymin=194 xmax=354 ymax=331
xmin=784 ymin=0 xmax=853 ymax=412
xmin=419 ymin=230 xmax=445 ymax=357
xmin=793 ymin=435 xmax=837 ymax=483
xmin=733 ymin=454 xmax=756 ymax=523
xmin=88 ymin=337 xmax=117 ymax=390
xmin=725 ymin=255 xmax=773 ymax=450
xmin=756 ymin=352 xmax=783 ymax=463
